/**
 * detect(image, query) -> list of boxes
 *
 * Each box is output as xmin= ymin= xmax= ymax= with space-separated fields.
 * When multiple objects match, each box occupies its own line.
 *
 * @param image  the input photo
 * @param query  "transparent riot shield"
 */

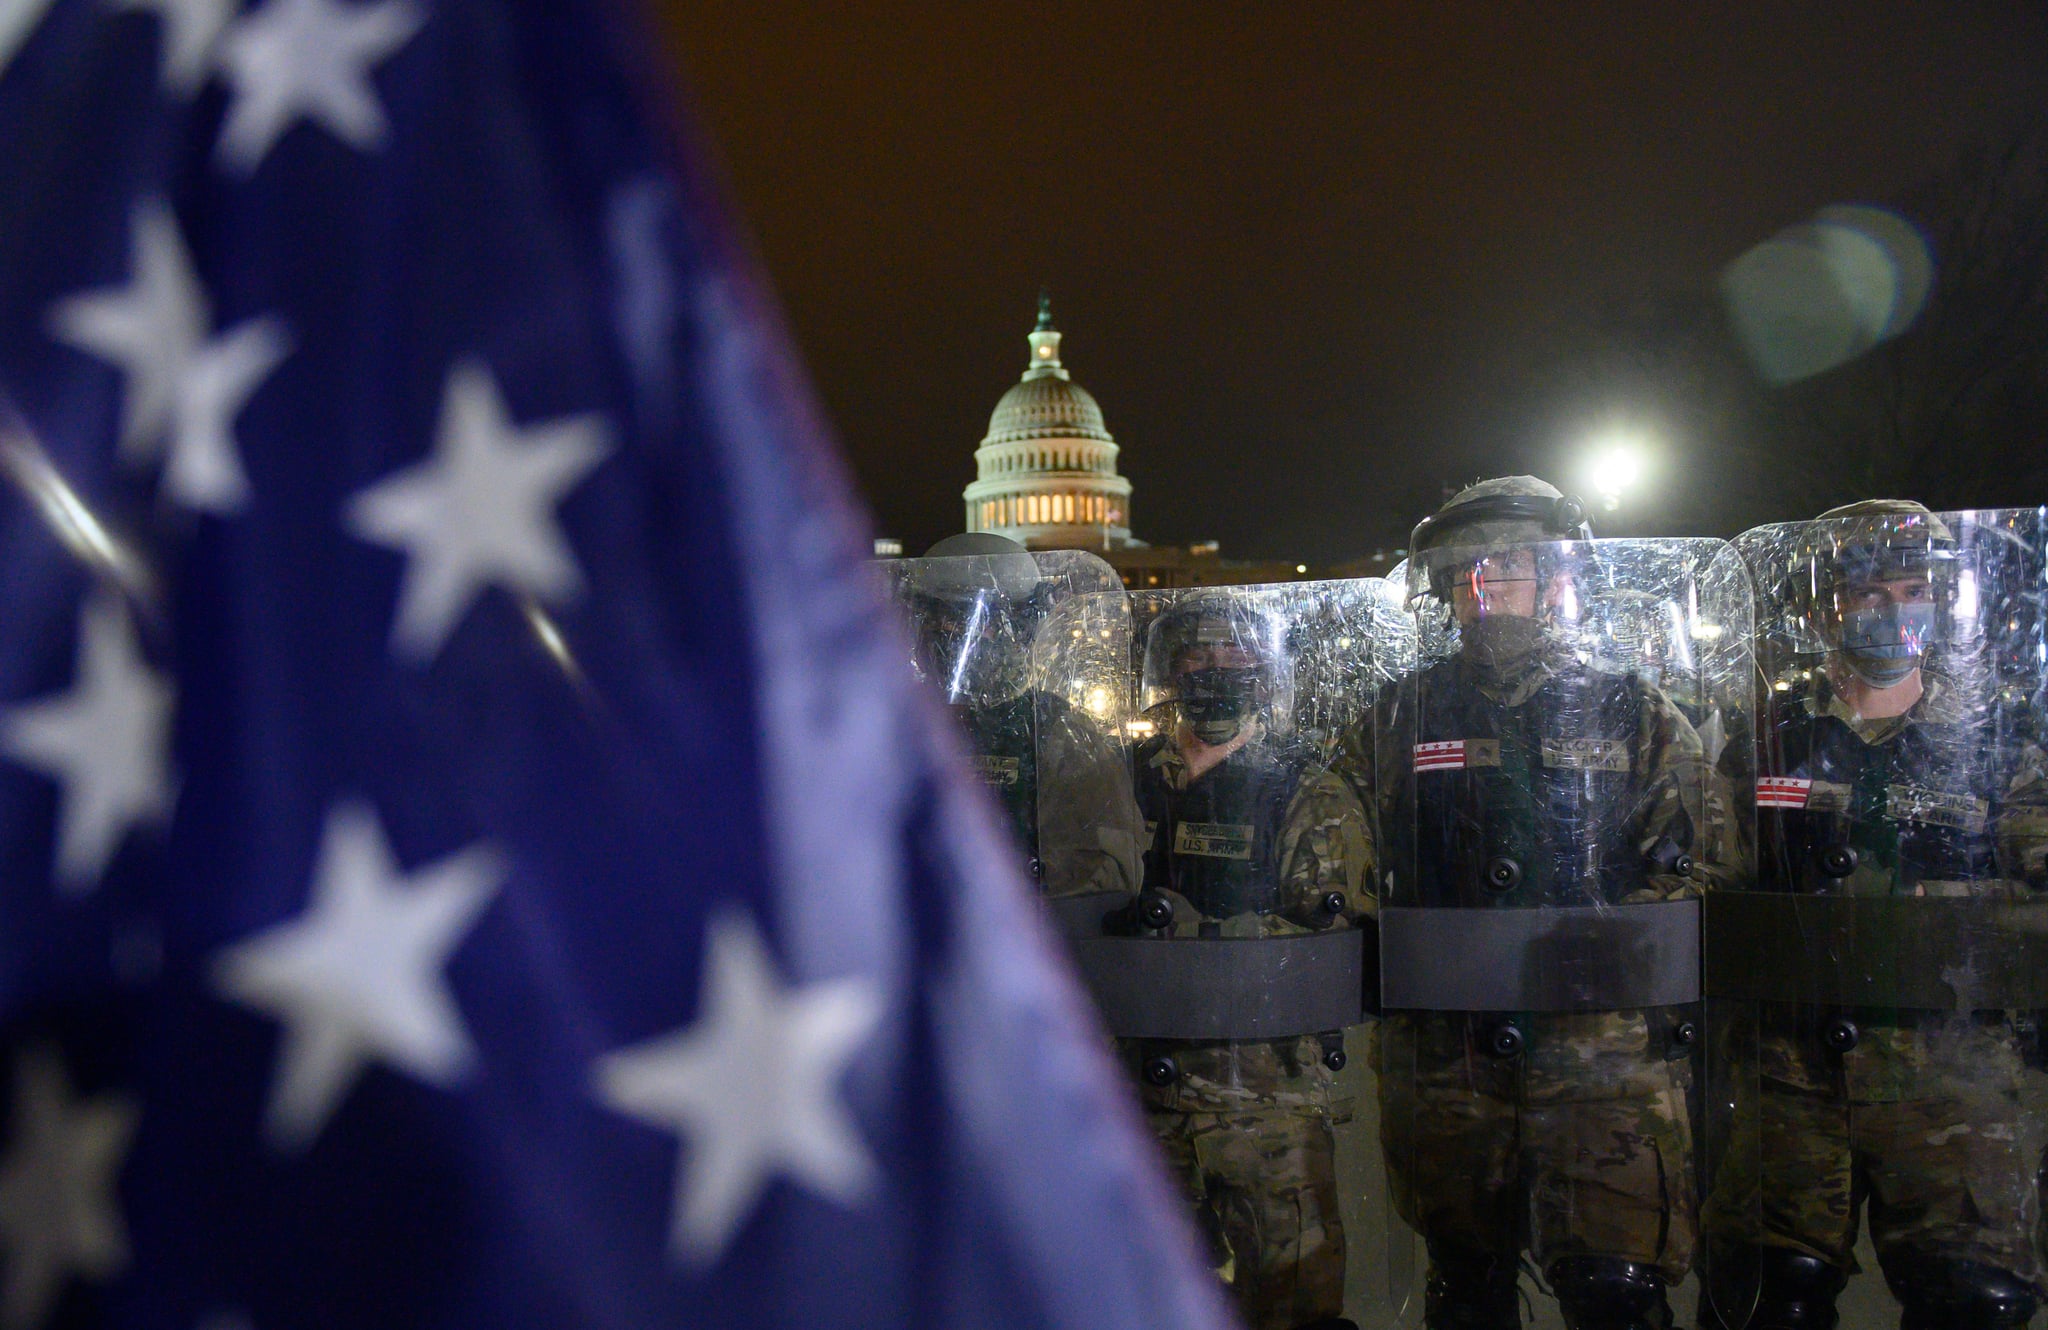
xmin=1378 ymin=537 xmax=1756 ymax=1328
xmin=1067 ymin=580 xmax=1394 ymax=1329
xmin=1709 ymin=508 xmax=2048 ymax=1329
xmin=880 ymin=549 xmax=1144 ymax=923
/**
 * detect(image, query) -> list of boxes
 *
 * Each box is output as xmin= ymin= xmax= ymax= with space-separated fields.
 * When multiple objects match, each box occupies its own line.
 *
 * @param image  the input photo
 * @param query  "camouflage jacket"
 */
xmin=956 ymin=690 xmax=1146 ymax=900
xmin=1134 ymin=728 xmax=1370 ymax=924
xmin=1334 ymin=637 xmax=1733 ymax=1093
xmin=1753 ymin=669 xmax=2048 ymax=1098
xmin=1126 ymin=731 xmax=1372 ymax=1114
xmin=1338 ymin=641 xmax=1731 ymax=910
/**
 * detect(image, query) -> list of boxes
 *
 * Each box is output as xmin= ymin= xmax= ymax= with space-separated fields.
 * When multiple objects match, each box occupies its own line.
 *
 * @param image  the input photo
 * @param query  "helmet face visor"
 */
xmin=1137 ymin=591 xmax=1292 ymax=741
xmin=1174 ymin=666 xmax=1263 ymax=743
xmin=882 ymin=549 xmax=1133 ymax=723
xmin=1810 ymin=517 xmax=1958 ymax=676
xmin=1728 ymin=509 xmax=2048 ymax=697
xmin=911 ymin=588 xmax=1031 ymax=705
xmin=1829 ymin=575 xmax=1941 ymax=655
xmin=1430 ymin=549 xmax=1543 ymax=618
xmin=1411 ymin=539 xmax=1598 ymax=623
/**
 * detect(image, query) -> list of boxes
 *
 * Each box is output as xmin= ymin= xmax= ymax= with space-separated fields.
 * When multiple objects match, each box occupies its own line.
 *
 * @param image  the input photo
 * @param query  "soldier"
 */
xmin=1345 ymin=477 xmax=1739 ymax=1330
xmin=1705 ymin=501 xmax=2048 ymax=1329
xmin=895 ymin=539 xmax=1144 ymax=902
xmin=1117 ymin=590 xmax=1371 ymax=1330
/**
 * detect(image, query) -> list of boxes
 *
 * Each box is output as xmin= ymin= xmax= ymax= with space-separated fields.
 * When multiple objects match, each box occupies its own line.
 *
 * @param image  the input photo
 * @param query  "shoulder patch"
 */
xmin=1756 ymin=776 xmax=1811 ymax=809
xmin=1414 ymin=740 xmax=1498 ymax=772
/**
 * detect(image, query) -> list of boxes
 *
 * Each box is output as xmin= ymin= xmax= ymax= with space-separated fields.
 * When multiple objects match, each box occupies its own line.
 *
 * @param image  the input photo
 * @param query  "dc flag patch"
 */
xmin=1414 ymin=740 xmax=1466 ymax=772
xmin=1757 ymin=777 xmax=1813 ymax=809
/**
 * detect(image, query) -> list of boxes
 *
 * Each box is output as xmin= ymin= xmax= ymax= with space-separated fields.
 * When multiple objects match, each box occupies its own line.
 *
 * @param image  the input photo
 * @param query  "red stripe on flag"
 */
xmin=1414 ymin=740 xmax=1466 ymax=772
xmin=1756 ymin=777 xmax=1811 ymax=809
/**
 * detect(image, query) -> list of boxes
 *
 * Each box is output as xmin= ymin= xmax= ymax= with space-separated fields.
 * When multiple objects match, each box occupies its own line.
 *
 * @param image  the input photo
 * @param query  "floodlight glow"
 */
xmin=1586 ymin=443 xmax=1643 ymax=497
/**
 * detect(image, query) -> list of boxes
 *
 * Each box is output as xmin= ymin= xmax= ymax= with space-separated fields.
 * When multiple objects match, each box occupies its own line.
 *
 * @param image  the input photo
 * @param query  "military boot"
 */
xmin=1546 ymin=1257 xmax=1671 ymax=1330
xmin=1888 ymin=1256 xmax=2040 ymax=1330
xmin=1424 ymin=1243 xmax=1520 ymax=1329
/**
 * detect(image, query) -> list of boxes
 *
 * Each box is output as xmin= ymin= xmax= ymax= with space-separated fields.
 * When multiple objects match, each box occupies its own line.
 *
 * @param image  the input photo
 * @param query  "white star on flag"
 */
xmin=111 ymin=0 xmax=240 ymax=94
xmin=0 ymin=593 xmax=175 ymax=896
xmin=345 ymin=358 xmax=612 ymax=663
xmin=215 ymin=0 xmax=424 ymax=174
xmin=0 ymin=1047 xmax=139 ymax=1330
xmin=593 ymin=911 xmax=882 ymax=1268
xmin=47 ymin=199 xmax=292 ymax=514
xmin=212 ymin=801 xmax=506 ymax=1151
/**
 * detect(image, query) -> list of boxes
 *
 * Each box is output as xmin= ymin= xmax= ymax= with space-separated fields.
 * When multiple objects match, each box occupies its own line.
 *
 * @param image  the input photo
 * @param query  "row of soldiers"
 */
xmin=884 ymin=479 xmax=2048 ymax=1330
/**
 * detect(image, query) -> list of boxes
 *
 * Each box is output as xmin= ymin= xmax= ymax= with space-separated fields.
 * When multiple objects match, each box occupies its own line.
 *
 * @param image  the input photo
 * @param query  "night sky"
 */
xmin=665 ymin=5 xmax=2048 ymax=564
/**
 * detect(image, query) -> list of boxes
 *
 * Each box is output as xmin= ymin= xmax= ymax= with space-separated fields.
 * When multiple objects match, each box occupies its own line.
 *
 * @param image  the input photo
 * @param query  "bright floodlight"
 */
xmin=1579 ymin=432 xmax=1649 ymax=512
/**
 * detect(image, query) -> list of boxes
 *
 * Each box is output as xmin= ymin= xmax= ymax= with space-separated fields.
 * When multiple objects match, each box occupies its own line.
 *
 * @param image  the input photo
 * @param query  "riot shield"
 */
xmin=1379 ymin=537 xmax=1756 ymax=1328
xmin=1068 ymin=580 xmax=1393 ymax=1329
xmin=1709 ymin=508 xmax=2048 ymax=1329
xmin=881 ymin=548 xmax=1143 ymax=918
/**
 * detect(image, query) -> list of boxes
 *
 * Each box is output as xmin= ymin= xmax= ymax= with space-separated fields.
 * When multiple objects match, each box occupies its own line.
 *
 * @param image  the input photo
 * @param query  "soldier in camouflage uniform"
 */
xmin=900 ymin=543 xmax=1144 ymax=900
xmin=1342 ymin=478 xmax=1733 ymax=1330
xmin=1704 ymin=501 xmax=2048 ymax=1330
xmin=1119 ymin=591 xmax=1371 ymax=1330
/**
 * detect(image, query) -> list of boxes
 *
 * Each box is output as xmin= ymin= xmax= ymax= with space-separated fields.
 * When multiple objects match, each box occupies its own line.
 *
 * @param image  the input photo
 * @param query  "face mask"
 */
xmin=1178 ymin=667 xmax=1262 ymax=744
xmin=1841 ymin=654 xmax=1917 ymax=688
xmin=1460 ymin=614 xmax=1548 ymax=675
xmin=1837 ymin=602 xmax=1937 ymax=686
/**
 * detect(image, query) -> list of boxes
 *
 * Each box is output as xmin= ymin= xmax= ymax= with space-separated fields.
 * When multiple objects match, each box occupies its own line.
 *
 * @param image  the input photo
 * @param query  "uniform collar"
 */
xmin=1150 ymin=718 xmax=1266 ymax=790
xmin=1454 ymin=640 xmax=1568 ymax=705
xmin=1805 ymin=665 xmax=1967 ymax=740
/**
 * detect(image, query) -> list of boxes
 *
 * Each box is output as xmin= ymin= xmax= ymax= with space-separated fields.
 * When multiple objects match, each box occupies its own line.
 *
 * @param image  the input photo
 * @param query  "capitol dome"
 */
xmin=963 ymin=296 xmax=1134 ymax=550
xmin=984 ymin=366 xmax=1115 ymax=446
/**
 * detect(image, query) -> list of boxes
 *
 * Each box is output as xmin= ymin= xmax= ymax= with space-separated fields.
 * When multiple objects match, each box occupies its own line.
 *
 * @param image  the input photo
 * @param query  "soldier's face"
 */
xmin=1172 ymin=643 xmax=1264 ymax=745
xmin=1828 ymin=572 xmax=1941 ymax=679
xmin=1449 ymin=550 xmax=1542 ymax=626
xmin=1836 ymin=574 xmax=1933 ymax=617
xmin=1173 ymin=642 xmax=1260 ymax=675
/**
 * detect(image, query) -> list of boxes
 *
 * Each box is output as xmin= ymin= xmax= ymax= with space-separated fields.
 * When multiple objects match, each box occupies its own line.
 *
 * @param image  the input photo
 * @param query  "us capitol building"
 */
xmin=931 ymin=297 xmax=1394 ymax=588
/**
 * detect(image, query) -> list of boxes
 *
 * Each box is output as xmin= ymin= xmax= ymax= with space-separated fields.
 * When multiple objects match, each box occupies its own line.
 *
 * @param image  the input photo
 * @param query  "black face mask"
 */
xmin=1178 ymin=667 xmax=1263 ymax=744
xmin=1460 ymin=614 xmax=1549 ymax=678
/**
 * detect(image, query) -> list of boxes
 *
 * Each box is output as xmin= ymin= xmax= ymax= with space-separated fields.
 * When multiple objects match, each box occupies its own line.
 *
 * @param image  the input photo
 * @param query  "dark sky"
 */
xmin=664 ymin=5 xmax=2048 ymax=564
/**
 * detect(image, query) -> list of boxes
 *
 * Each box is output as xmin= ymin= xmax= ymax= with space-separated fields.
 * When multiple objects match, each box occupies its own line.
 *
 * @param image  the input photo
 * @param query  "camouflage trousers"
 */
xmin=1143 ymin=1103 xmax=1346 ymax=1330
xmin=1708 ymin=1019 xmax=2048 ymax=1288
xmin=1378 ymin=1010 xmax=1698 ymax=1281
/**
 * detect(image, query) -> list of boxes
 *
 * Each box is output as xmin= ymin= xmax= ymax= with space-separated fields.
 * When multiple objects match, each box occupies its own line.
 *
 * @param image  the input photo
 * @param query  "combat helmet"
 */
xmin=896 ymin=535 xmax=1050 ymax=707
xmin=1140 ymin=591 xmax=1291 ymax=744
xmin=1409 ymin=476 xmax=1594 ymax=603
xmin=1809 ymin=499 xmax=1957 ymax=584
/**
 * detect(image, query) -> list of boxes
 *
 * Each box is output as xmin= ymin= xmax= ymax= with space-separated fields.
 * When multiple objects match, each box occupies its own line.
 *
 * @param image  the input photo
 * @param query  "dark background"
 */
xmin=664 ymin=5 xmax=2048 ymax=564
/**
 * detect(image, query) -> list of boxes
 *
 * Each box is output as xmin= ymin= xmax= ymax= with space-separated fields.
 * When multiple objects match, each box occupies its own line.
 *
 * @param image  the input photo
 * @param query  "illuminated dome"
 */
xmin=963 ymin=295 xmax=1134 ymax=550
xmin=984 ymin=362 xmax=1114 ymax=445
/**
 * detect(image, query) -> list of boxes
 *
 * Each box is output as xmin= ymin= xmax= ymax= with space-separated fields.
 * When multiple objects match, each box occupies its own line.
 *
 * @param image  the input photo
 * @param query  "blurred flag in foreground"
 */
xmin=0 ymin=0 xmax=1230 ymax=1326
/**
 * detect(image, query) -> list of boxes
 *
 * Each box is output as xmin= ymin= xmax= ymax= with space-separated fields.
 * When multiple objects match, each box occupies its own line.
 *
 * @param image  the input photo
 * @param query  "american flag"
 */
xmin=0 ymin=0 xmax=1230 ymax=1325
